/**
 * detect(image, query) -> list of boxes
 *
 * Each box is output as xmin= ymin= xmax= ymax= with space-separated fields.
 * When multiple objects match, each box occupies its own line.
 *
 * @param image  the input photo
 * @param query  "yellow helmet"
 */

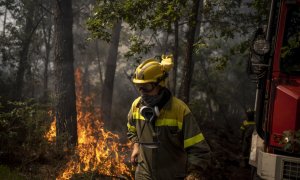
xmin=132 ymin=54 xmax=173 ymax=85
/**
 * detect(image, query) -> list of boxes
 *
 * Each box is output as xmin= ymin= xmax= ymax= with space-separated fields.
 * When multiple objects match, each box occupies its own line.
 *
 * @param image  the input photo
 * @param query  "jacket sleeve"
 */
xmin=240 ymin=120 xmax=247 ymax=141
xmin=127 ymin=104 xmax=139 ymax=143
xmin=183 ymin=112 xmax=211 ymax=174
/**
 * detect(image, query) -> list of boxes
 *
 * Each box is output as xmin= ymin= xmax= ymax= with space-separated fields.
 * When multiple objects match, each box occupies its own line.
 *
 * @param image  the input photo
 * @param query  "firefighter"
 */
xmin=127 ymin=55 xmax=211 ymax=180
xmin=240 ymin=109 xmax=255 ymax=167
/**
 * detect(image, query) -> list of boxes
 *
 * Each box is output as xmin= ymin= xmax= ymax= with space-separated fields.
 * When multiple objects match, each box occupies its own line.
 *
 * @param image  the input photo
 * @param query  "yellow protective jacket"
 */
xmin=127 ymin=96 xmax=211 ymax=180
xmin=240 ymin=120 xmax=255 ymax=157
xmin=240 ymin=120 xmax=256 ymax=142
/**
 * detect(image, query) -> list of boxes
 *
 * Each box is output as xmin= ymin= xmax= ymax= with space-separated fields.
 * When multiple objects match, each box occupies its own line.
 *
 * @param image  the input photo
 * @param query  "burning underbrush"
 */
xmin=45 ymin=69 xmax=133 ymax=179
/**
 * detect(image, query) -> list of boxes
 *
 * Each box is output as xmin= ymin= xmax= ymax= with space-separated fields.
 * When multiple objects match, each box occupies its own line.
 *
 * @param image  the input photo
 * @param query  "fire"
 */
xmin=44 ymin=111 xmax=56 ymax=142
xmin=45 ymin=68 xmax=133 ymax=179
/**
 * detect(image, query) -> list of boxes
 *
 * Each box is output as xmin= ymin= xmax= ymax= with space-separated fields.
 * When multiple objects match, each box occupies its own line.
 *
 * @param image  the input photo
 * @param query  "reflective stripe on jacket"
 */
xmin=127 ymin=96 xmax=211 ymax=179
xmin=240 ymin=120 xmax=256 ymax=130
xmin=240 ymin=119 xmax=255 ymax=157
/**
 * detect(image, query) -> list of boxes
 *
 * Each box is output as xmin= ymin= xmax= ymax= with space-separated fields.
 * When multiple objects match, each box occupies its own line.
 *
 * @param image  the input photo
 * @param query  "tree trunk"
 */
xmin=42 ymin=30 xmax=51 ymax=103
xmin=2 ymin=2 xmax=7 ymax=35
xmin=95 ymin=40 xmax=104 ymax=86
xmin=1 ymin=2 xmax=8 ymax=64
xmin=83 ymin=61 xmax=90 ymax=97
xmin=179 ymin=0 xmax=201 ymax=103
xmin=101 ymin=21 xmax=122 ymax=129
xmin=14 ymin=1 xmax=35 ymax=100
xmin=194 ymin=0 xmax=204 ymax=40
xmin=54 ymin=0 xmax=78 ymax=148
xmin=41 ymin=2 xmax=53 ymax=103
xmin=170 ymin=20 xmax=179 ymax=96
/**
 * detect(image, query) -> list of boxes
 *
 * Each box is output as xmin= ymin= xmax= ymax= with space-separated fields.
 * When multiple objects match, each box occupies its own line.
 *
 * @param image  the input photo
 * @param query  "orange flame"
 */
xmin=44 ymin=111 xmax=56 ymax=142
xmin=45 ymin=68 xmax=132 ymax=179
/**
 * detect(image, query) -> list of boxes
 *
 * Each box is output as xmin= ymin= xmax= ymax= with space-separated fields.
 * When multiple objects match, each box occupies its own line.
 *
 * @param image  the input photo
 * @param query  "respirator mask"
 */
xmin=139 ymin=106 xmax=160 ymax=149
xmin=140 ymin=106 xmax=160 ymax=123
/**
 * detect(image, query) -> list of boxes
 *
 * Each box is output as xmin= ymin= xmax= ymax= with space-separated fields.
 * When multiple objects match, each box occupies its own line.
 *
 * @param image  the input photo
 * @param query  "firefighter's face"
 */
xmin=135 ymin=83 xmax=159 ymax=95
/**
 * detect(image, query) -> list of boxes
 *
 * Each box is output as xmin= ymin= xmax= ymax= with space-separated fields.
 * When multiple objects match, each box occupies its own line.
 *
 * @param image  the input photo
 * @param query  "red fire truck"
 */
xmin=248 ymin=0 xmax=300 ymax=179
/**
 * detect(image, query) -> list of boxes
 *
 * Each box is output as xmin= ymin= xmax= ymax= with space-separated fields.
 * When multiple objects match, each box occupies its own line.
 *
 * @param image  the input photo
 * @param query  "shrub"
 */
xmin=0 ymin=98 xmax=52 ymax=165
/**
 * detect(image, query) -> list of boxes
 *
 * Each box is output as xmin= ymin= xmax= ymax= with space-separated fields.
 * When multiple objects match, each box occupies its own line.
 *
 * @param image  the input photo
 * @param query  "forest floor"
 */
xmin=0 ymin=164 xmax=252 ymax=180
xmin=0 ymin=122 xmax=254 ymax=179
xmin=0 ymin=148 xmax=253 ymax=180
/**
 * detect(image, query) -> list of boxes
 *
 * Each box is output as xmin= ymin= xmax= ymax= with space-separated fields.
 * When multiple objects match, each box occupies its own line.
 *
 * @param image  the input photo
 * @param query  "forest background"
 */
xmin=0 ymin=0 xmax=269 ymax=179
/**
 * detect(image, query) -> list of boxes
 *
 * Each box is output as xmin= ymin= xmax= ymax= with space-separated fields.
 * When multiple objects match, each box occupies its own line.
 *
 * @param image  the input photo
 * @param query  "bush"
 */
xmin=0 ymin=165 xmax=23 ymax=180
xmin=0 ymin=98 xmax=52 ymax=165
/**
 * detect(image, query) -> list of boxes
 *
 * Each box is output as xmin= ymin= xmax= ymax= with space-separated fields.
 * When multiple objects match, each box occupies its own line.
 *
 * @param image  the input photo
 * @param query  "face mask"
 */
xmin=141 ymin=93 xmax=163 ymax=107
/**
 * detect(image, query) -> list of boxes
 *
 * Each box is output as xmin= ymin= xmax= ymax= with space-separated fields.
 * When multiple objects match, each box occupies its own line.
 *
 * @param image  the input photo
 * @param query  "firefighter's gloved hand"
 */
xmin=185 ymin=171 xmax=202 ymax=180
xmin=130 ymin=143 xmax=139 ymax=166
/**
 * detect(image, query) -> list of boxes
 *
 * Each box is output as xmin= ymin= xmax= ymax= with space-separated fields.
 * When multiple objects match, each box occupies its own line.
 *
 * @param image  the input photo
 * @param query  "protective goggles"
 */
xmin=135 ymin=83 xmax=156 ymax=93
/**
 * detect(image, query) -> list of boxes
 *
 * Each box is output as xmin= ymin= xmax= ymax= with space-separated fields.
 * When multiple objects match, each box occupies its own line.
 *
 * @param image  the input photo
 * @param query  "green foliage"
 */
xmin=229 ymin=40 xmax=250 ymax=55
xmin=121 ymin=0 xmax=186 ymax=31
xmin=87 ymin=0 xmax=268 ymax=66
xmin=122 ymin=0 xmax=155 ymax=30
xmin=203 ymin=0 xmax=247 ymax=39
xmin=209 ymin=56 xmax=229 ymax=71
xmin=281 ymin=32 xmax=300 ymax=59
xmin=192 ymin=0 xmax=269 ymax=69
xmin=0 ymin=165 xmax=23 ymax=180
xmin=280 ymin=130 xmax=300 ymax=153
xmin=0 ymin=98 xmax=51 ymax=164
xmin=124 ymin=35 xmax=155 ymax=61
xmin=246 ymin=0 xmax=270 ymax=24
xmin=86 ymin=1 xmax=121 ymax=42
xmin=87 ymin=0 xmax=187 ymax=55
